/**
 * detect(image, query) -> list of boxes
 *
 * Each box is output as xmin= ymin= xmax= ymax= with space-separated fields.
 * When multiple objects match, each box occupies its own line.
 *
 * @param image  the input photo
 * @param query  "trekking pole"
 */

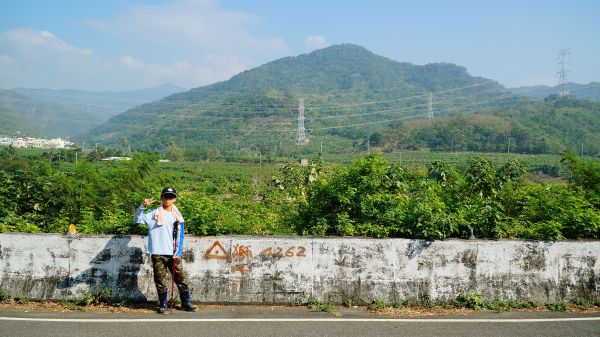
xmin=169 ymin=220 xmax=180 ymax=310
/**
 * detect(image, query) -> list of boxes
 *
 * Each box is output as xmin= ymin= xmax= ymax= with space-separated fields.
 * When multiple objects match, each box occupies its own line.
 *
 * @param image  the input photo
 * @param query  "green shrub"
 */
xmin=2 ymin=151 xmax=599 ymax=241
xmin=307 ymin=298 xmax=336 ymax=313
xmin=456 ymin=292 xmax=485 ymax=310
xmin=546 ymin=300 xmax=569 ymax=312
xmin=0 ymin=289 xmax=10 ymax=301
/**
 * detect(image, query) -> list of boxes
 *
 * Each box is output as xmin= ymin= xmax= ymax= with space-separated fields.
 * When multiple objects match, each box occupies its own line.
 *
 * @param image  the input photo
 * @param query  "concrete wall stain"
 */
xmin=0 ymin=234 xmax=599 ymax=303
xmin=516 ymin=243 xmax=547 ymax=272
xmin=458 ymin=250 xmax=477 ymax=270
xmin=181 ymin=249 xmax=195 ymax=263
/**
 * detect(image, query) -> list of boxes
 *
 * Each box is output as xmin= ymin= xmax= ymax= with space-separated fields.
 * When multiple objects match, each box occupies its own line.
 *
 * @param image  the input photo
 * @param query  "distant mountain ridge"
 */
xmin=510 ymin=82 xmax=600 ymax=102
xmin=0 ymin=84 xmax=185 ymax=138
xmin=14 ymin=83 xmax=184 ymax=108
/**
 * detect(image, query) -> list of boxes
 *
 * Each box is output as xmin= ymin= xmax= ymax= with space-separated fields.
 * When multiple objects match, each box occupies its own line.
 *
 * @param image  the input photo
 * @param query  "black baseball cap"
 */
xmin=161 ymin=187 xmax=177 ymax=198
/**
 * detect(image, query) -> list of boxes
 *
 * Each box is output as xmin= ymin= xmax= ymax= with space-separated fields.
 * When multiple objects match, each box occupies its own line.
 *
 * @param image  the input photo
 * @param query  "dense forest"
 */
xmin=1 ymin=147 xmax=598 ymax=240
xmin=77 ymin=44 xmax=599 ymax=158
xmin=383 ymin=97 xmax=600 ymax=155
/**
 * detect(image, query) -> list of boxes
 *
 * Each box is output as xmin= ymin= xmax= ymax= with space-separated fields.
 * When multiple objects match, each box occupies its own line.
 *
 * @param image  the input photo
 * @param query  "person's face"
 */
xmin=161 ymin=194 xmax=176 ymax=207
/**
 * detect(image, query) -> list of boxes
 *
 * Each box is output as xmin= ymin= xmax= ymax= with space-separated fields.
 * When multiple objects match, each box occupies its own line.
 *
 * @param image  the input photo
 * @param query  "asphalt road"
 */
xmin=1 ymin=306 xmax=599 ymax=337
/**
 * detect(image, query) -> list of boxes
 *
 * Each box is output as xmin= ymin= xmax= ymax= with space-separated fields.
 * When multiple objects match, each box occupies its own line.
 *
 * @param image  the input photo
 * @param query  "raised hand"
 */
xmin=142 ymin=197 xmax=155 ymax=207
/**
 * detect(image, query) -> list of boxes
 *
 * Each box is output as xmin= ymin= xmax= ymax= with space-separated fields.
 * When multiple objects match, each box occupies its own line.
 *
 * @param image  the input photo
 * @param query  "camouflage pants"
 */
xmin=151 ymin=255 xmax=189 ymax=294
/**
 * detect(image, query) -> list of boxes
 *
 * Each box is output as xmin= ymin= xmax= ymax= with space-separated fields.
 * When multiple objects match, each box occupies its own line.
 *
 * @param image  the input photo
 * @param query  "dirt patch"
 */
xmin=0 ymin=300 xmax=222 ymax=313
xmin=0 ymin=300 xmax=598 ymax=316
xmin=370 ymin=306 xmax=600 ymax=318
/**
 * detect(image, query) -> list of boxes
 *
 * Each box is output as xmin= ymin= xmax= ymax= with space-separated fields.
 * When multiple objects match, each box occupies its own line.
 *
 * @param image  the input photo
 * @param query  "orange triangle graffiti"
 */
xmin=204 ymin=241 xmax=229 ymax=260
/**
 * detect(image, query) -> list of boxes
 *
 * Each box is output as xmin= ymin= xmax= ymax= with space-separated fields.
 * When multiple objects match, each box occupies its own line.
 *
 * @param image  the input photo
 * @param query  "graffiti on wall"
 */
xmin=204 ymin=241 xmax=229 ymax=260
xmin=202 ymin=240 xmax=309 ymax=293
xmin=203 ymin=241 xmax=308 ymax=262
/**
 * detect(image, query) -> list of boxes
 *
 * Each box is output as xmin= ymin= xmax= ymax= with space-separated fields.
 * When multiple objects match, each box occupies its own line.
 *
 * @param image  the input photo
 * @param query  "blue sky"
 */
xmin=1 ymin=0 xmax=598 ymax=91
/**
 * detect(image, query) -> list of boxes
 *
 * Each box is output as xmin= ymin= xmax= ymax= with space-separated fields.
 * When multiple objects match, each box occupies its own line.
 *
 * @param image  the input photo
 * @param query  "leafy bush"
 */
xmin=545 ymin=301 xmax=569 ymax=312
xmin=0 ymin=289 xmax=10 ymax=301
xmin=456 ymin=292 xmax=485 ymax=310
xmin=1 ymin=150 xmax=598 ymax=240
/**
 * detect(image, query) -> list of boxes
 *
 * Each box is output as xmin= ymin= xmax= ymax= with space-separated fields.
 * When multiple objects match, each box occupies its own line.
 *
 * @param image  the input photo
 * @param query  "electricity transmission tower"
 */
xmin=427 ymin=93 xmax=434 ymax=126
xmin=295 ymin=98 xmax=308 ymax=145
xmin=556 ymin=48 xmax=571 ymax=97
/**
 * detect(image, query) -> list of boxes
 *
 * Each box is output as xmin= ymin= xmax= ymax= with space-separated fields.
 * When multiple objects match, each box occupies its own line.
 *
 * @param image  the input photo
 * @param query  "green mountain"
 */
xmin=83 ymin=44 xmax=517 ymax=152
xmin=384 ymin=97 xmax=600 ymax=155
xmin=82 ymin=45 xmax=600 ymax=157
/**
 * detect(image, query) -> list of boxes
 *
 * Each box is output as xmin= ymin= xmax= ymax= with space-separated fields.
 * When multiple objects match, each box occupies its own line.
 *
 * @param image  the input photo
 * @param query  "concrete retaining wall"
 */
xmin=0 ymin=234 xmax=598 ymax=304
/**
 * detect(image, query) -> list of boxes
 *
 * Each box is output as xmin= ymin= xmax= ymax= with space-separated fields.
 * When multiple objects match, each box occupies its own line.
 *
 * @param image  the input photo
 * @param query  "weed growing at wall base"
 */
xmin=367 ymin=292 xmax=600 ymax=312
xmin=0 ymin=289 xmax=10 ymax=301
xmin=456 ymin=292 xmax=486 ymax=310
xmin=545 ymin=301 xmax=569 ymax=312
xmin=79 ymin=282 xmax=113 ymax=306
xmin=368 ymin=298 xmax=388 ymax=310
xmin=308 ymin=298 xmax=337 ymax=313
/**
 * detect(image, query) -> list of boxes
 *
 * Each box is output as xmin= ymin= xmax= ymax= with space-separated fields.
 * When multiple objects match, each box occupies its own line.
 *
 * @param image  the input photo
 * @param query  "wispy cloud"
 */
xmin=0 ymin=0 xmax=290 ymax=90
xmin=94 ymin=0 xmax=290 ymax=85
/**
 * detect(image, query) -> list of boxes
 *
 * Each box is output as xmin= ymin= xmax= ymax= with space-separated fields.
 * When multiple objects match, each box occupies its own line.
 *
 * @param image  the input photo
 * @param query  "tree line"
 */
xmin=1 ymin=147 xmax=598 ymax=240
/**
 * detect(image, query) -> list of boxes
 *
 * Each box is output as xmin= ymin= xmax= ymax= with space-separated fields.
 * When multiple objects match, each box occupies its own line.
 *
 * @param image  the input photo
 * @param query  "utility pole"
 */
xmin=427 ymin=93 xmax=434 ymax=126
xmin=295 ymin=98 xmax=308 ymax=146
xmin=367 ymin=137 xmax=370 ymax=155
xmin=557 ymin=48 xmax=571 ymax=97
xmin=507 ymin=138 xmax=511 ymax=155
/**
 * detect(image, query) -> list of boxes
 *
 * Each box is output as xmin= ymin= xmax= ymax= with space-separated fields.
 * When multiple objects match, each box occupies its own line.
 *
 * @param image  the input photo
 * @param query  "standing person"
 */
xmin=133 ymin=187 xmax=197 ymax=314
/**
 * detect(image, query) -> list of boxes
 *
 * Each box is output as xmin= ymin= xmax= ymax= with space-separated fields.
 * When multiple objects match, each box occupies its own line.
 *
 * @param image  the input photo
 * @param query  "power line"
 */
xmin=7 ymin=83 xmax=547 ymax=131
xmin=4 ymin=80 xmax=498 ymax=111
xmin=305 ymin=80 xmax=498 ymax=112
xmin=3 ymin=81 xmax=557 ymax=142
xmin=307 ymin=89 xmax=536 ymax=132
xmin=6 ymin=85 xmax=537 ymax=134
xmin=308 ymin=85 xmax=532 ymax=121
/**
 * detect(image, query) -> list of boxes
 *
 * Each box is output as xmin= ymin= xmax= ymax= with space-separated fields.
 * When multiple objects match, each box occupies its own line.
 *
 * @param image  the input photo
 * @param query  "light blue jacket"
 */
xmin=133 ymin=205 xmax=184 ymax=256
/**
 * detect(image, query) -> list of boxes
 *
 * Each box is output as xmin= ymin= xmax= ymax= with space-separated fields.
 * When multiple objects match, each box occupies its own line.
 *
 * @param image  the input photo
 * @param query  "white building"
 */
xmin=101 ymin=157 xmax=132 ymax=161
xmin=0 ymin=136 xmax=73 ymax=149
